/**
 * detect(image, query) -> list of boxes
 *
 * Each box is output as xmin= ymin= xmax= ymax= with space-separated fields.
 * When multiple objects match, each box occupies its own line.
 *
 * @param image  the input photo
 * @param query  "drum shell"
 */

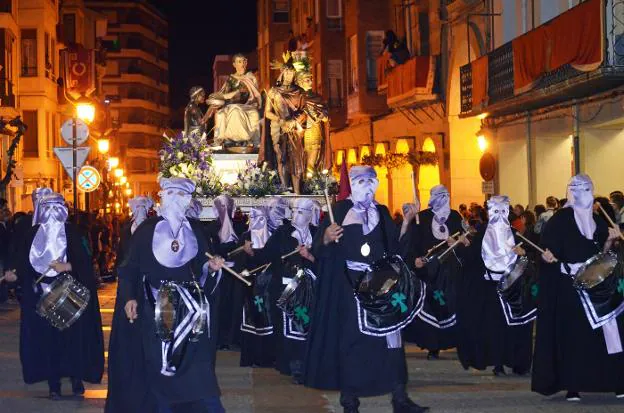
xmin=573 ymin=251 xmax=619 ymax=290
xmin=36 ymin=272 xmax=91 ymax=331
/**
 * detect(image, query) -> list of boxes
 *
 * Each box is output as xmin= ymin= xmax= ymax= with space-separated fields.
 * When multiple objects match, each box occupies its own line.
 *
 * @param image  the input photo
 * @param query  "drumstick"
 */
xmin=514 ymin=231 xmax=558 ymax=262
xmin=410 ymin=171 xmax=420 ymax=225
xmin=437 ymin=238 xmax=463 ymax=261
xmin=247 ymin=262 xmax=271 ymax=275
xmin=598 ymin=204 xmax=624 ymax=241
xmin=424 ymin=231 xmax=461 ymax=258
xmin=281 ymin=246 xmax=302 ymax=261
xmin=323 ymin=188 xmax=340 ymax=243
xmin=227 ymin=245 xmax=246 ymax=258
xmin=205 ymin=253 xmax=252 ymax=286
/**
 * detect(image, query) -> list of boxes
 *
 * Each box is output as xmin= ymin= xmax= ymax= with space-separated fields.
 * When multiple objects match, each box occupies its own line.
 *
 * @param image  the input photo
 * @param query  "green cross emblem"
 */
xmin=294 ymin=306 xmax=310 ymax=325
xmin=391 ymin=293 xmax=408 ymax=313
xmin=617 ymin=279 xmax=624 ymax=296
xmin=433 ymin=290 xmax=446 ymax=306
xmin=531 ymin=283 xmax=539 ymax=298
xmin=254 ymin=296 xmax=264 ymax=312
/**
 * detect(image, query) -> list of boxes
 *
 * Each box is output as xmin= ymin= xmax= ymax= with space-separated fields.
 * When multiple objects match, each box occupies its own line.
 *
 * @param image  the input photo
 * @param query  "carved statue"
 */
xmin=184 ymin=86 xmax=207 ymax=139
xmin=206 ymin=54 xmax=262 ymax=148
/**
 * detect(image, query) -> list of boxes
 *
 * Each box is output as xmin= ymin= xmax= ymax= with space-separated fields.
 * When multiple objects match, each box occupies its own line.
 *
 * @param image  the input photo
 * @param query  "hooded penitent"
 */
xmin=31 ymin=187 xmax=54 ymax=226
xmin=291 ymin=198 xmax=321 ymax=247
xmin=249 ymin=207 xmax=271 ymax=249
xmin=213 ymin=194 xmax=238 ymax=243
xmin=266 ymin=196 xmax=290 ymax=232
xmin=153 ymin=178 xmax=197 ymax=268
xmin=428 ymin=185 xmax=451 ymax=240
xmin=128 ymin=196 xmax=154 ymax=234
xmin=564 ymin=174 xmax=596 ymax=240
xmin=482 ymin=195 xmax=517 ymax=273
xmin=344 ymin=166 xmax=379 ymax=235
xmin=29 ymin=192 xmax=68 ymax=279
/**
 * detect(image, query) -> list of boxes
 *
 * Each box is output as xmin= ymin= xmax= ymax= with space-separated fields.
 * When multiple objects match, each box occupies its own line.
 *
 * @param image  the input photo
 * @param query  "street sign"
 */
xmin=60 ymin=118 xmax=89 ymax=145
xmin=77 ymin=166 xmax=101 ymax=192
xmin=53 ymin=147 xmax=91 ymax=180
xmin=482 ymin=180 xmax=494 ymax=195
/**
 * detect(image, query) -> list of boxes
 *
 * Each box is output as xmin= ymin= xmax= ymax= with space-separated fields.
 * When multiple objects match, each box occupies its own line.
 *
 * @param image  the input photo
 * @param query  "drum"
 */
xmin=154 ymin=281 xmax=208 ymax=342
xmin=36 ymin=272 xmax=90 ymax=331
xmin=573 ymin=251 xmax=618 ymax=290
xmin=352 ymin=254 xmax=425 ymax=336
xmin=277 ymin=265 xmax=316 ymax=339
xmin=496 ymin=256 xmax=537 ymax=325
xmin=241 ymin=268 xmax=273 ymax=336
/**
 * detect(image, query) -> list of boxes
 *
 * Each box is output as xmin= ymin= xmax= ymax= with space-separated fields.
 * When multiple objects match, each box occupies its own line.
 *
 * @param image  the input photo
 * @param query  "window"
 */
xmin=366 ymin=31 xmax=384 ymax=90
xmin=62 ymin=14 xmax=76 ymax=44
xmin=22 ymin=110 xmax=39 ymax=157
xmin=0 ymin=0 xmax=11 ymax=13
xmin=273 ymin=0 xmax=289 ymax=23
xmin=348 ymin=35 xmax=358 ymax=94
xmin=45 ymin=32 xmax=51 ymax=78
xmin=46 ymin=111 xmax=52 ymax=154
xmin=21 ymin=29 xmax=37 ymax=77
xmin=327 ymin=59 xmax=343 ymax=108
xmin=327 ymin=0 xmax=342 ymax=30
xmin=51 ymin=38 xmax=56 ymax=78
xmin=0 ymin=29 xmax=15 ymax=104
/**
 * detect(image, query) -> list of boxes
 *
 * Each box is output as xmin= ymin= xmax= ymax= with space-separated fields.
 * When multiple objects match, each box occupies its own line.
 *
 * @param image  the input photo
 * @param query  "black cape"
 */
xmin=252 ymin=222 xmax=317 ymax=376
xmin=456 ymin=229 xmax=534 ymax=373
xmin=532 ymin=208 xmax=624 ymax=395
xmin=400 ymin=208 xmax=463 ymax=351
xmin=109 ymin=216 xmax=221 ymax=410
xmin=303 ymin=200 xmax=407 ymax=397
xmin=14 ymin=223 xmax=104 ymax=385
xmin=105 ymin=219 xmax=156 ymax=413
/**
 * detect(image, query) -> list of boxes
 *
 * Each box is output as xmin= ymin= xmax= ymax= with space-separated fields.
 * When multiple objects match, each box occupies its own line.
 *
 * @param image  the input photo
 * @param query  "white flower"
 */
xmin=177 ymin=151 xmax=184 ymax=159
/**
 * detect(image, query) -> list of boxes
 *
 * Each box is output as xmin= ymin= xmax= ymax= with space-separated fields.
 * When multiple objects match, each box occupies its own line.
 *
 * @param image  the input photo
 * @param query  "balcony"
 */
xmin=459 ymin=0 xmax=624 ymax=118
xmin=381 ymin=56 xmax=437 ymax=108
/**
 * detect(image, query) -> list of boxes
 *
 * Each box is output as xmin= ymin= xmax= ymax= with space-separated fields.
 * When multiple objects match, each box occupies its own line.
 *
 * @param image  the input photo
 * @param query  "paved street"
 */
xmin=0 ymin=283 xmax=622 ymax=413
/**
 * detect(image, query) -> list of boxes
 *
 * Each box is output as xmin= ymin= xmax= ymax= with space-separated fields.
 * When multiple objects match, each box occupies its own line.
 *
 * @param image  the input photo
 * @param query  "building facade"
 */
xmin=86 ymin=0 xmax=169 ymax=198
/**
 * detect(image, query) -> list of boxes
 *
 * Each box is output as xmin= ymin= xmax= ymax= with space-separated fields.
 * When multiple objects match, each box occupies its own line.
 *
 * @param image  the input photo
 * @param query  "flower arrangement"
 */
xmin=302 ymin=170 xmax=338 ymax=195
xmin=361 ymin=151 xmax=438 ymax=170
xmin=227 ymin=161 xmax=285 ymax=198
xmin=158 ymin=131 xmax=223 ymax=197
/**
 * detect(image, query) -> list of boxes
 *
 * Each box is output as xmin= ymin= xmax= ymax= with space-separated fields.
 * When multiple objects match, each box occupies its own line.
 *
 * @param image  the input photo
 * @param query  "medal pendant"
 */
xmin=171 ymin=240 xmax=180 ymax=252
xmin=361 ymin=242 xmax=371 ymax=257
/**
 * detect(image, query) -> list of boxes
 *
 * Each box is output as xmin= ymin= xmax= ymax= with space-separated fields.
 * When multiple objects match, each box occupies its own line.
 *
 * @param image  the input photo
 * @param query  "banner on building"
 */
xmin=61 ymin=45 xmax=96 ymax=100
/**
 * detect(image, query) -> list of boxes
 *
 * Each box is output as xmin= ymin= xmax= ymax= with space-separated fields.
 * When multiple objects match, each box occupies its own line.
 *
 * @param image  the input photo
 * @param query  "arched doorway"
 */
xmin=419 ymin=137 xmax=440 ymax=208
xmin=390 ymin=139 xmax=415 ymax=215
xmin=374 ymin=143 xmax=389 ymax=207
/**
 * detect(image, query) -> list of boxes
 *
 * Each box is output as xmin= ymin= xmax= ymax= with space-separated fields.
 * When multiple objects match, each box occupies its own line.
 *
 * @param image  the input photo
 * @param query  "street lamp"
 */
xmin=114 ymin=168 xmax=124 ymax=178
xmin=120 ymin=176 xmax=128 ymax=185
xmin=70 ymin=96 xmax=96 ymax=220
xmin=125 ymin=188 xmax=132 ymax=196
xmin=97 ymin=139 xmax=110 ymax=154
xmin=76 ymin=97 xmax=96 ymax=124
xmin=108 ymin=157 xmax=119 ymax=170
xmin=477 ymin=135 xmax=489 ymax=153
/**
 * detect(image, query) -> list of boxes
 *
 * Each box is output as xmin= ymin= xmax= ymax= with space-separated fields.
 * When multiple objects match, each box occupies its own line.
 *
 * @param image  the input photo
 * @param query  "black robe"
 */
xmin=304 ymin=200 xmax=407 ymax=397
xmin=400 ymin=208 xmax=463 ymax=352
xmin=252 ymin=222 xmax=317 ymax=376
xmin=532 ymin=208 xmax=624 ymax=395
xmin=111 ymin=216 xmax=221 ymax=410
xmin=105 ymin=219 xmax=156 ymax=413
xmin=14 ymin=223 xmax=104 ymax=385
xmin=204 ymin=220 xmax=246 ymax=349
xmin=456 ymin=230 xmax=534 ymax=373
xmin=239 ymin=230 xmax=278 ymax=368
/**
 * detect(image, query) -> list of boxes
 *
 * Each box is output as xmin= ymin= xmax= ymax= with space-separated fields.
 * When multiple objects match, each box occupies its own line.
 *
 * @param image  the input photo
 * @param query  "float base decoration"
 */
xmin=197 ymin=194 xmax=328 ymax=220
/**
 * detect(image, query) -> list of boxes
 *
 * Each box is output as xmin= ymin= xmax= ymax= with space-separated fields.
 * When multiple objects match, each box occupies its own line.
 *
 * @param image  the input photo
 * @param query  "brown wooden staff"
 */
xmin=424 ymin=231 xmax=461 ymax=258
xmin=324 ymin=187 xmax=340 ymax=243
xmin=281 ymin=246 xmax=302 ymax=261
xmin=205 ymin=253 xmax=252 ymax=286
xmin=598 ymin=204 xmax=624 ymax=241
xmin=227 ymin=245 xmax=246 ymax=258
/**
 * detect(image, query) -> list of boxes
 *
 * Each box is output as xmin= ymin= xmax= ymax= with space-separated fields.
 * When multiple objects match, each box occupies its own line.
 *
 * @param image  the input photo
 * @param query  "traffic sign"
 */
xmin=53 ymin=147 xmax=91 ymax=180
xmin=482 ymin=180 xmax=495 ymax=195
xmin=60 ymin=118 xmax=89 ymax=145
xmin=77 ymin=166 xmax=101 ymax=192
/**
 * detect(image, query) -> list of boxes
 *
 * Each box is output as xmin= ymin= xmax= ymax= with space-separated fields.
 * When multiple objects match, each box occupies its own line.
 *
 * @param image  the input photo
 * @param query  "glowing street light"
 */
xmin=477 ymin=135 xmax=489 ymax=153
xmin=97 ymin=139 xmax=110 ymax=154
xmin=76 ymin=97 xmax=96 ymax=124
xmin=125 ymin=188 xmax=132 ymax=196
xmin=108 ymin=157 xmax=119 ymax=169
xmin=114 ymin=168 xmax=124 ymax=178
xmin=120 ymin=176 xmax=128 ymax=185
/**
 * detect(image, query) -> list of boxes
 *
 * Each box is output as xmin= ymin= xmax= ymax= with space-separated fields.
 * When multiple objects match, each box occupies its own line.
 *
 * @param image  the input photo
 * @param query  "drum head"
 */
xmin=359 ymin=259 xmax=400 ymax=297
xmin=155 ymin=284 xmax=179 ymax=341
xmin=498 ymin=256 xmax=529 ymax=292
xmin=573 ymin=252 xmax=618 ymax=290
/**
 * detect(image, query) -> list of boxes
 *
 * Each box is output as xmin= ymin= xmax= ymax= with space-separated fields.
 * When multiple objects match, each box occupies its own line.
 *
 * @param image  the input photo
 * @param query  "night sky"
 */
xmin=149 ymin=0 xmax=258 ymax=119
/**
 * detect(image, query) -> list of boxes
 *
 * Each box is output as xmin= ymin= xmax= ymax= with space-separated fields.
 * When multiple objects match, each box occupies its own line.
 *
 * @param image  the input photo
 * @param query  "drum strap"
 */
xmin=484 ymin=268 xmax=504 ymax=282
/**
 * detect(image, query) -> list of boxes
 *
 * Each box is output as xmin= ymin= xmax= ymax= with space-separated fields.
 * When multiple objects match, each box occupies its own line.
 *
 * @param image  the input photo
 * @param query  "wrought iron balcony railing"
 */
xmin=460 ymin=0 xmax=624 ymax=117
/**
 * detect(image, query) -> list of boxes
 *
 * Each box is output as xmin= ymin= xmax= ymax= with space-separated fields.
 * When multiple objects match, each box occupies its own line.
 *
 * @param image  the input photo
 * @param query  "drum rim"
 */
xmin=36 ymin=273 xmax=91 ymax=330
xmin=154 ymin=283 xmax=178 ymax=341
xmin=572 ymin=250 xmax=619 ymax=290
